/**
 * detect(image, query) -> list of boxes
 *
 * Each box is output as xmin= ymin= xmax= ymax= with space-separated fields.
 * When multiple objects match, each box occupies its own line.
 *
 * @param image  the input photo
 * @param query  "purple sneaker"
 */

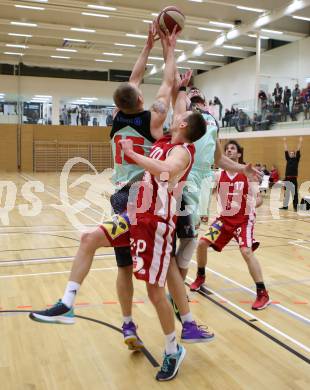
xmin=122 ymin=321 xmax=144 ymax=351
xmin=181 ymin=321 xmax=215 ymax=343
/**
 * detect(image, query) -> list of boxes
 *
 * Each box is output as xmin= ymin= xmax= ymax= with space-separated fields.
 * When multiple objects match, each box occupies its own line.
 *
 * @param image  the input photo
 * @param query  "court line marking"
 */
xmin=186 ymin=276 xmax=310 ymax=356
xmin=0 ymin=308 xmax=160 ymax=368
xmin=0 ymin=253 xmax=115 ymax=267
xmin=189 ymin=261 xmax=310 ymax=325
xmin=19 ymin=173 xmax=100 ymax=225
xmin=189 ymin=282 xmax=310 ymax=364
xmin=0 ymin=266 xmax=118 ymax=279
xmin=289 ymin=241 xmax=310 ymax=251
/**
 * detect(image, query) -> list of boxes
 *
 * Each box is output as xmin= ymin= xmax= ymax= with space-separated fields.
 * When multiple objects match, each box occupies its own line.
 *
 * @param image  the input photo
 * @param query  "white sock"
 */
xmin=180 ymin=312 xmax=194 ymax=324
xmin=123 ymin=316 xmax=132 ymax=324
xmin=165 ymin=331 xmax=178 ymax=355
xmin=61 ymin=281 xmax=81 ymax=308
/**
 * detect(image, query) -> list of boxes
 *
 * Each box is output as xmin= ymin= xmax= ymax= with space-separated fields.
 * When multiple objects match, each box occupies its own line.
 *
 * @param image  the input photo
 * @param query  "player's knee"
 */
xmin=147 ymin=286 xmax=162 ymax=306
xmin=240 ymin=247 xmax=252 ymax=260
xmin=80 ymin=231 xmax=100 ymax=251
xmin=198 ymin=238 xmax=208 ymax=250
xmin=176 ymin=238 xmax=197 ymax=269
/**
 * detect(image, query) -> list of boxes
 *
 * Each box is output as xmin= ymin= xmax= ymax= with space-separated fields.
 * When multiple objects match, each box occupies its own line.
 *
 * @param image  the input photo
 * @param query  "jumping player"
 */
xmin=30 ymin=82 xmax=207 ymax=381
xmin=190 ymin=140 xmax=271 ymax=310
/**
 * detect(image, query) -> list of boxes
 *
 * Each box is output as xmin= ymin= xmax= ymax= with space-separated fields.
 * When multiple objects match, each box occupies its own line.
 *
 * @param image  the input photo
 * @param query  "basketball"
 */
xmin=157 ymin=6 xmax=185 ymax=34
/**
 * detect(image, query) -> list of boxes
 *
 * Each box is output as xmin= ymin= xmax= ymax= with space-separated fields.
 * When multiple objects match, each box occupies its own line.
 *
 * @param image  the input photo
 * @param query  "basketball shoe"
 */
xmin=189 ymin=274 xmax=205 ymax=291
xmin=181 ymin=321 xmax=215 ymax=343
xmin=122 ymin=321 xmax=144 ymax=351
xmin=156 ymin=344 xmax=186 ymax=381
xmin=29 ymin=300 xmax=74 ymax=324
xmin=252 ymin=290 xmax=271 ymax=310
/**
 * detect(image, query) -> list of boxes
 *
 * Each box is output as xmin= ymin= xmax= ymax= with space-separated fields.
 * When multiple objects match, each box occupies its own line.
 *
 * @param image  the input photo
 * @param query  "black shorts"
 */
xmin=110 ymin=186 xmax=133 ymax=268
xmin=172 ymin=197 xmax=196 ymax=256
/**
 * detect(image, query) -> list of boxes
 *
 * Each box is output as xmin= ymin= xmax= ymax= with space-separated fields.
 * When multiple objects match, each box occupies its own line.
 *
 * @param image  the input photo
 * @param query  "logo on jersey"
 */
xmin=102 ymin=215 xmax=129 ymax=240
xmin=205 ymin=220 xmax=223 ymax=242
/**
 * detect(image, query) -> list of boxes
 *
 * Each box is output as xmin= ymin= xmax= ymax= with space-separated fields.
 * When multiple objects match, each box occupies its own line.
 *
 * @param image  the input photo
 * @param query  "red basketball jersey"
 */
xmin=217 ymin=170 xmax=256 ymax=225
xmin=134 ymin=135 xmax=195 ymax=225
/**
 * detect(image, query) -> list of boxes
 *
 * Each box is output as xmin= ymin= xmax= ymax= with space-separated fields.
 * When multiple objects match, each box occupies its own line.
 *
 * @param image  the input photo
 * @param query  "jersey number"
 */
xmin=114 ymin=135 xmax=145 ymax=165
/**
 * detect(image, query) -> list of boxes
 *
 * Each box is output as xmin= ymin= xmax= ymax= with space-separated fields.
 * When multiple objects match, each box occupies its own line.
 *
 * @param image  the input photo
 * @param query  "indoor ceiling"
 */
xmin=0 ymin=0 xmax=309 ymax=83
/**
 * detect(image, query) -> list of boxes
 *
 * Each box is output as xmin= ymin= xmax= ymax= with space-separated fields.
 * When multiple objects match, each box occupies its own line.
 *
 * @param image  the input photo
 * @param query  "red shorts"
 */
xmin=100 ymin=214 xmax=174 ymax=287
xmin=200 ymin=217 xmax=259 ymax=252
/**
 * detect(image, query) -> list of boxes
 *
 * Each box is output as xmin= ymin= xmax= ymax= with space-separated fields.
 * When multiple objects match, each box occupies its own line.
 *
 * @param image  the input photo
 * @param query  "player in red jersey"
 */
xmin=190 ymin=140 xmax=271 ymax=310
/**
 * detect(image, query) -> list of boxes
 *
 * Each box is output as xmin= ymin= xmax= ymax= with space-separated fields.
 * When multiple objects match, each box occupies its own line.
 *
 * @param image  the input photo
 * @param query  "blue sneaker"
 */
xmin=122 ymin=321 xmax=144 ymax=351
xmin=167 ymin=294 xmax=182 ymax=323
xmin=29 ymin=300 xmax=75 ymax=324
xmin=181 ymin=321 xmax=215 ymax=343
xmin=156 ymin=344 xmax=186 ymax=381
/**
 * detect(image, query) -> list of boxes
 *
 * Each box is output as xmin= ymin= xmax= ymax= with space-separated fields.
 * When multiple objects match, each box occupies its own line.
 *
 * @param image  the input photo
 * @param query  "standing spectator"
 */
xmin=280 ymin=137 xmax=303 ymax=211
xmin=222 ymin=108 xmax=231 ymax=127
xmin=273 ymin=83 xmax=283 ymax=103
xmin=304 ymin=95 xmax=310 ymax=120
xmin=283 ymin=86 xmax=291 ymax=111
xmin=60 ymin=105 xmax=68 ymax=125
xmin=80 ymin=107 xmax=88 ymax=126
xmin=291 ymin=96 xmax=303 ymax=121
xmin=269 ymin=165 xmax=279 ymax=187
xmin=292 ymin=84 xmax=301 ymax=105
xmin=252 ymin=113 xmax=262 ymax=131
xmin=213 ymin=96 xmax=223 ymax=120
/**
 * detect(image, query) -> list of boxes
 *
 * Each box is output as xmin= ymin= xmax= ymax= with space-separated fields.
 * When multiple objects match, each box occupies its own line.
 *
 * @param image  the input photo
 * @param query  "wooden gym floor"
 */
xmin=0 ymin=172 xmax=309 ymax=390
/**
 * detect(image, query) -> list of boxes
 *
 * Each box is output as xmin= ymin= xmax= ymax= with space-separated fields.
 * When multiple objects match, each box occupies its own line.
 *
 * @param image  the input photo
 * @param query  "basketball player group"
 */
xmin=29 ymin=7 xmax=271 ymax=382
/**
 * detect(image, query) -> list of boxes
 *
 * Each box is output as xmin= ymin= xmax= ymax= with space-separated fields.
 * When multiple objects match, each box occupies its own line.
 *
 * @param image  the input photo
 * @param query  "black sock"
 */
xmin=198 ymin=267 xmax=205 ymax=277
xmin=256 ymin=282 xmax=266 ymax=292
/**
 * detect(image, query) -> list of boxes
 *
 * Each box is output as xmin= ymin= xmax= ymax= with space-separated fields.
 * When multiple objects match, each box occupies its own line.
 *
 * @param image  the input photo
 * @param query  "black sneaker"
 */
xmin=156 ymin=344 xmax=186 ymax=381
xmin=29 ymin=300 xmax=75 ymax=324
xmin=279 ymin=207 xmax=288 ymax=210
xmin=167 ymin=294 xmax=181 ymax=323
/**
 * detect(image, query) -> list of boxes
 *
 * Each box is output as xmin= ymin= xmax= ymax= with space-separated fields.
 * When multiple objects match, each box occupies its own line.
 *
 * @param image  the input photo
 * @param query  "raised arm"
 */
xmin=215 ymin=140 xmax=261 ymax=181
xmin=297 ymin=136 xmax=303 ymax=151
xmin=129 ymin=22 xmax=158 ymax=87
xmin=119 ymin=139 xmax=189 ymax=179
xmin=283 ymin=137 xmax=288 ymax=151
xmin=150 ymin=27 xmax=178 ymax=140
xmin=173 ymin=70 xmax=193 ymax=116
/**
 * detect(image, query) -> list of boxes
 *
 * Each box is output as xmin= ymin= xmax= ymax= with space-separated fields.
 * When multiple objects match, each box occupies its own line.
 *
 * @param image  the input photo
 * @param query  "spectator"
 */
xmin=280 ymin=137 xmax=303 ymax=212
xmin=60 ymin=105 xmax=68 ymax=125
xmin=222 ymin=108 xmax=231 ymax=127
xmin=213 ymin=96 xmax=223 ymax=120
xmin=291 ymin=96 xmax=303 ymax=121
xmin=273 ymin=83 xmax=283 ymax=103
xmin=269 ymin=165 xmax=279 ymax=187
xmin=258 ymin=90 xmax=267 ymax=113
xmin=80 ymin=107 xmax=88 ymax=126
xmin=236 ymin=109 xmax=249 ymax=132
xmin=292 ymin=84 xmax=300 ymax=104
xmin=252 ymin=113 xmax=262 ymax=131
xmin=283 ymin=86 xmax=291 ymax=110
xmin=304 ymin=95 xmax=310 ymax=120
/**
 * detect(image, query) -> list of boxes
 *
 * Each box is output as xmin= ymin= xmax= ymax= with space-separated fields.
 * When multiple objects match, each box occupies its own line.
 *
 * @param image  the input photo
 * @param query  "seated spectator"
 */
xmin=269 ymin=165 xmax=279 ymax=187
xmin=262 ymin=164 xmax=270 ymax=175
xmin=235 ymin=109 xmax=249 ymax=132
xmin=291 ymin=96 xmax=303 ymax=121
xmin=222 ymin=109 xmax=231 ymax=127
xmin=304 ymin=95 xmax=310 ymax=120
xmin=273 ymin=83 xmax=283 ymax=103
xmin=252 ymin=113 xmax=262 ymax=131
xmin=292 ymin=84 xmax=301 ymax=104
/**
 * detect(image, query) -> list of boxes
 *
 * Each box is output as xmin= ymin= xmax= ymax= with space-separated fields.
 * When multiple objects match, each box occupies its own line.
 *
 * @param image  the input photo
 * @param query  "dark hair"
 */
xmin=224 ymin=139 xmax=242 ymax=154
xmin=185 ymin=112 xmax=206 ymax=143
xmin=113 ymin=82 xmax=139 ymax=112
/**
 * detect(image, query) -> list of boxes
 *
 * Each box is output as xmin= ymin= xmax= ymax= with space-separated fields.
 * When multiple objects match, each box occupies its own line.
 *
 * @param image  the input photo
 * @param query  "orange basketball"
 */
xmin=157 ymin=6 xmax=185 ymax=34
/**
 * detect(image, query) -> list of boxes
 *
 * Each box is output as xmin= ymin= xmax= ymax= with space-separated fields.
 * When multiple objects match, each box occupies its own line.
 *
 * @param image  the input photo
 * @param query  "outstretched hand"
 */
xmin=146 ymin=21 xmax=160 ymax=50
xmin=244 ymin=163 xmax=263 ymax=182
xmin=159 ymin=25 xmax=179 ymax=51
xmin=179 ymin=69 xmax=193 ymax=88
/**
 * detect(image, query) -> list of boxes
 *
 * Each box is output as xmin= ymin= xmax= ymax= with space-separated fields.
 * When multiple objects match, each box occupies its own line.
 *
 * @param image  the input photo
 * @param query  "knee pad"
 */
xmin=176 ymin=238 xmax=197 ymax=269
